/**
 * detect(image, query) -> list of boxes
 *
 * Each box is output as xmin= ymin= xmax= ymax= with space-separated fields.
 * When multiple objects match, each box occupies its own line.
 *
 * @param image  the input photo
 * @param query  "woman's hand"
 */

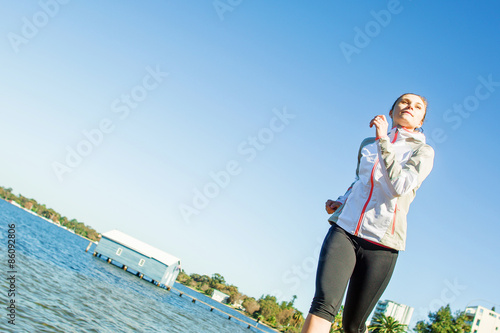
xmin=369 ymin=115 xmax=389 ymax=139
xmin=325 ymin=200 xmax=341 ymax=214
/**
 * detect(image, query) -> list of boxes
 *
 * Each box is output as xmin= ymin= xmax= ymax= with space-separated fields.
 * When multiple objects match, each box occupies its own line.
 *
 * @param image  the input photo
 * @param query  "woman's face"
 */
xmin=389 ymin=94 xmax=426 ymax=130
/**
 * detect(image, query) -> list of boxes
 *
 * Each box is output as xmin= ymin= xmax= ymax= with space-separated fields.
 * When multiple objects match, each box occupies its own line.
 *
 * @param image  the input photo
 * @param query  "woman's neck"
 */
xmin=392 ymin=124 xmax=416 ymax=132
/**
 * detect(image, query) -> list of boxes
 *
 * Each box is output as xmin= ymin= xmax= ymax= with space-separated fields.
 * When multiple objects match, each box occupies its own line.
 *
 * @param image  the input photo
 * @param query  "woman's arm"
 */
xmin=370 ymin=114 xmax=434 ymax=196
xmin=377 ymin=138 xmax=434 ymax=196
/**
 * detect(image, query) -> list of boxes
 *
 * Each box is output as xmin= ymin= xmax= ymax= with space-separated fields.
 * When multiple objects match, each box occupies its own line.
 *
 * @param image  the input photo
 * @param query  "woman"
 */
xmin=302 ymin=93 xmax=434 ymax=333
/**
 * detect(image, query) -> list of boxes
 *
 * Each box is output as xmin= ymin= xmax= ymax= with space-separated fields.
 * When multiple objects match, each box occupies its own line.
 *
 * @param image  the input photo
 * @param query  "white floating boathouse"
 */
xmin=94 ymin=229 xmax=181 ymax=288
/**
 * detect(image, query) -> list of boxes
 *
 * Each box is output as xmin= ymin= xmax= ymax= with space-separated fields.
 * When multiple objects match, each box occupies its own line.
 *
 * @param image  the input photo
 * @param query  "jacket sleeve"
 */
xmin=377 ymin=136 xmax=435 ymax=196
xmin=336 ymin=182 xmax=355 ymax=204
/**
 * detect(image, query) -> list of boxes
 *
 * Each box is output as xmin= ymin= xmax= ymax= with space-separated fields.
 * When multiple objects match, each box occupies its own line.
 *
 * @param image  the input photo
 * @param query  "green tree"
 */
xmin=369 ymin=314 xmax=407 ymax=333
xmin=211 ymin=273 xmax=225 ymax=286
xmin=2 ymin=187 xmax=14 ymax=200
xmin=277 ymin=307 xmax=295 ymax=326
xmin=275 ymin=295 xmax=300 ymax=328
xmin=229 ymin=291 xmax=244 ymax=305
xmin=87 ymin=229 xmax=100 ymax=241
xmin=290 ymin=310 xmax=305 ymax=329
xmin=258 ymin=295 xmax=280 ymax=323
xmin=242 ymin=297 xmax=260 ymax=315
xmin=67 ymin=219 xmax=79 ymax=230
xmin=414 ymin=305 xmax=470 ymax=333
xmin=330 ymin=305 xmax=344 ymax=333
xmin=176 ymin=271 xmax=189 ymax=283
xmin=190 ymin=273 xmax=201 ymax=281
xmin=17 ymin=194 xmax=29 ymax=207
xmin=284 ymin=327 xmax=302 ymax=333
xmin=287 ymin=295 xmax=297 ymax=308
xmin=59 ymin=216 xmax=69 ymax=226
xmin=199 ymin=275 xmax=210 ymax=284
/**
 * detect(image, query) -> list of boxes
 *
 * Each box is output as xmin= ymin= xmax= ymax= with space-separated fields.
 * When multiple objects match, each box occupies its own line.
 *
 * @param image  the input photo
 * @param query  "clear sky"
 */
xmin=1 ymin=0 xmax=499 ymax=328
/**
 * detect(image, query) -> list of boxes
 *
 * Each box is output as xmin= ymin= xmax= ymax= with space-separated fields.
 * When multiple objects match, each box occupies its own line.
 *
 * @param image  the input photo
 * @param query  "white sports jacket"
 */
xmin=328 ymin=126 xmax=434 ymax=251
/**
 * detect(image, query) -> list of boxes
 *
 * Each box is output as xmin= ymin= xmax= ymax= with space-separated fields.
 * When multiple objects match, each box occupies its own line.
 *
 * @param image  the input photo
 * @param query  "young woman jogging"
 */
xmin=302 ymin=93 xmax=434 ymax=333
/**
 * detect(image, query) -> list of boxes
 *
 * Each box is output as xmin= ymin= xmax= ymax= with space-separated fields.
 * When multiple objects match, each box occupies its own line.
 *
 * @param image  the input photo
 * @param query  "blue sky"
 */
xmin=1 ymin=0 xmax=499 ymax=327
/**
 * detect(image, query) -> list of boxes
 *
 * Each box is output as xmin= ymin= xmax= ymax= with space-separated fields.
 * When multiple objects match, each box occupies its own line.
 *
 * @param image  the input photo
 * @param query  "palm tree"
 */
xmin=369 ymin=314 xmax=407 ymax=333
xmin=290 ymin=310 xmax=304 ymax=328
xmin=330 ymin=306 xmax=344 ymax=333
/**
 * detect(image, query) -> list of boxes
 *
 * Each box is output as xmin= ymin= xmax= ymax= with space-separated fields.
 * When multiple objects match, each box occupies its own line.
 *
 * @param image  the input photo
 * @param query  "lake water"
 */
xmin=0 ymin=200 xmax=277 ymax=333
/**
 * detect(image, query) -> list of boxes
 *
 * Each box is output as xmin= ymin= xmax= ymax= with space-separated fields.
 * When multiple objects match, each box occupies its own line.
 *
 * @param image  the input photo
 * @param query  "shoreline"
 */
xmin=179 ymin=284 xmax=281 ymax=332
xmin=3 ymin=198 xmax=98 ymax=244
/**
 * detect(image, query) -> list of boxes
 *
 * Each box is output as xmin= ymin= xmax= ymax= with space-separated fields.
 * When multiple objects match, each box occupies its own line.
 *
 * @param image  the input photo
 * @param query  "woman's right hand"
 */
xmin=325 ymin=200 xmax=341 ymax=214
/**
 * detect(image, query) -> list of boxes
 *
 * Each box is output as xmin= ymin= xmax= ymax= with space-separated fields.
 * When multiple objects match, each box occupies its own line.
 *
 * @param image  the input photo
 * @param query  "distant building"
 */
xmin=233 ymin=299 xmax=244 ymax=308
xmin=212 ymin=290 xmax=230 ymax=303
xmin=8 ymin=200 xmax=21 ymax=208
xmin=465 ymin=306 xmax=500 ymax=333
xmin=372 ymin=300 xmax=414 ymax=327
xmin=94 ymin=230 xmax=181 ymax=288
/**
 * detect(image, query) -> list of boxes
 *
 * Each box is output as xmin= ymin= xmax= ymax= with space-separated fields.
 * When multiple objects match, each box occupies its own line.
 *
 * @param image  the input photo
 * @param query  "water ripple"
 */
xmin=0 ymin=201 xmax=270 ymax=333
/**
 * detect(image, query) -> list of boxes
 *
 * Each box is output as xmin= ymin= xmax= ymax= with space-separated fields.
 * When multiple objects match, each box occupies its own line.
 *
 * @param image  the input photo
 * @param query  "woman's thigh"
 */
xmin=310 ymin=225 xmax=357 ymax=322
xmin=343 ymin=243 xmax=398 ymax=333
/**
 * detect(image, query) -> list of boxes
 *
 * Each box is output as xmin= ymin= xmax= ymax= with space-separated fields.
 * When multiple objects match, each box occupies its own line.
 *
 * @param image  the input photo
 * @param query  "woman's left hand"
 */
xmin=325 ymin=200 xmax=341 ymax=214
xmin=370 ymin=115 xmax=389 ymax=139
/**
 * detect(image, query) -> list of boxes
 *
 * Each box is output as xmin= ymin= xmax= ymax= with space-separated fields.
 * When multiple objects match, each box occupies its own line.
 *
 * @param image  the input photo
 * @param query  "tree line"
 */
xmin=337 ymin=304 xmax=472 ymax=333
xmin=0 ymin=185 xmax=100 ymax=241
xmin=178 ymin=269 xmax=476 ymax=333
xmin=176 ymin=271 xmax=305 ymax=332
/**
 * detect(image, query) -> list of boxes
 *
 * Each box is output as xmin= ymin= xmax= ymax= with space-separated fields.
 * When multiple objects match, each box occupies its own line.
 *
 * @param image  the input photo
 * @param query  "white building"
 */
xmin=372 ymin=300 xmax=414 ymax=327
xmin=465 ymin=306 xmax=500 ymax=333
xmin=212 ymin=289 xmax=230 ymax=303
xmin=95 ymin=230 xmax=181 ymax=288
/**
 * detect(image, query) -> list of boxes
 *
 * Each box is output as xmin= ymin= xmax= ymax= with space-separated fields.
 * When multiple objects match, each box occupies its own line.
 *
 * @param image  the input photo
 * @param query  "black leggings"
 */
xmin=309 ymin=224 xmax=398 ymax=333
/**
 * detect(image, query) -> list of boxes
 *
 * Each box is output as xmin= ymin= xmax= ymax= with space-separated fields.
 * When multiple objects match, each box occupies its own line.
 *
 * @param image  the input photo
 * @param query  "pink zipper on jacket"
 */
xmin=391 ymin=203 xmax=398 ymax=235
xmin=354 ymin=158 xmax=378 ymax=235
xmin=354 ymin=130 xmax=399 ymax=236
